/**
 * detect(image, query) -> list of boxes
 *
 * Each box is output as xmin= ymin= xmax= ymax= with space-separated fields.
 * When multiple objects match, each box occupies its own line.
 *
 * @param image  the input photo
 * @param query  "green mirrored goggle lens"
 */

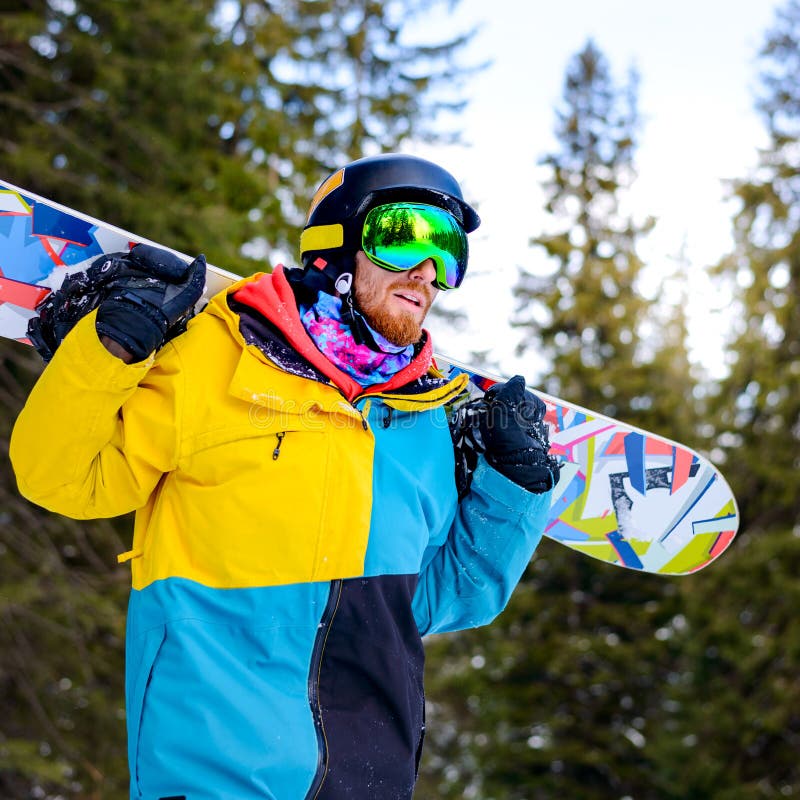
xmin=362 ymin=202 xmax=469 ymax=290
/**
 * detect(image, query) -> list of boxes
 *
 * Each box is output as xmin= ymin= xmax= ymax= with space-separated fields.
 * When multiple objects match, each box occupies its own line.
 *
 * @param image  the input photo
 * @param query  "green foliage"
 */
xmin=419 ymin=523 xmax=800 ymax=800
xmin=512 ymin=40 xmax=697 ymax=445
xmin=653 ymin=526 xmax=800 ymax=799
xmin=707 ymin=0 xmax=800 ymax=532
xmin=0 ymin=341 xmax=130 ymax=799
xmin=682 ymin=10 xmax=800 ymax=792
xmin=245 ymin=0 xmax=478 ymax=162
xmin=0 ymin=0 xmax=475 ymax=273
xmin=514 ymin=40 xmax=650 ymax=400
xmin=2 ymin=0 xmax=265 ymax=273
xmin=419 ymin=544 xmax=684 ymax=800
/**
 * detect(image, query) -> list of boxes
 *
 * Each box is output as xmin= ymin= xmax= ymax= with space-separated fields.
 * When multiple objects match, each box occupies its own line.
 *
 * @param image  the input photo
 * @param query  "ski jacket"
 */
xmin=11 ymin=268 xmax=552 ymax=800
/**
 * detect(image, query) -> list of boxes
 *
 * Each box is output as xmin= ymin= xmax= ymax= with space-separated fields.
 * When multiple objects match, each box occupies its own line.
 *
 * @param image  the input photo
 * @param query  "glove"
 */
xmin=28 ymin=243 xmax=206 ymax=363
xmin=478 ymin=375 xmax=561 ymax=494
xmin=94 ymin=244 xmax=206 ymax=361
xmin=28 ymin=269 xmax=109 ymax=362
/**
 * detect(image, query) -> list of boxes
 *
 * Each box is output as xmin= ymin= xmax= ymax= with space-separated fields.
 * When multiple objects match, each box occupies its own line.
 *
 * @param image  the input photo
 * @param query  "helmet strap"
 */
xmin=296 ymin=254 xmax=388 ymax=352
xmin=292 ymin=252 xmax=353 ymax=305
xmin=336 ymin=272 xmax=384 ymax=350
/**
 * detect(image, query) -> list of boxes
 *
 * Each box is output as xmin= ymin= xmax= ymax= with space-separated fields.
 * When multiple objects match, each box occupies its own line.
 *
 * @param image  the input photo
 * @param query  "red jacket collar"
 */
xmin=232 ymin=266 xmax=434 ymax=402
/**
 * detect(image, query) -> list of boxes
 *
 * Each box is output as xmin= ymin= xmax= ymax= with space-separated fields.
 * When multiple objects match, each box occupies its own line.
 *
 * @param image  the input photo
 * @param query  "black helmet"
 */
xmin=299 ymin=153 xmax=480 ymax=274
xmin=291 ymin=153 xmax=480 ymax=347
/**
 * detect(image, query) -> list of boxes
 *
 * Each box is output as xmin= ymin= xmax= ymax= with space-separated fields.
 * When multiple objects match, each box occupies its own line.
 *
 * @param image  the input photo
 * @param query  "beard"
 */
xmin=353 ymin=273 xmax=434 ymax=348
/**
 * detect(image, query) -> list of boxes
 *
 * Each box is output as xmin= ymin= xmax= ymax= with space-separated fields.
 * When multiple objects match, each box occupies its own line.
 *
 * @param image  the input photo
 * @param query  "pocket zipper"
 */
xmin=272 ymin=431 xmax=286 ymax=460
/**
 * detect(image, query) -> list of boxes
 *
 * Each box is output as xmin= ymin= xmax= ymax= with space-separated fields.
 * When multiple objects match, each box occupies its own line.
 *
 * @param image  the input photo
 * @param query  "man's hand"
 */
xmin=93 ymin=244 xmax=206 ymax=362
xmin=28 ymin=243 xmax=206 ymax=363
xmin=99 ymin=335 xmax=138 ymax=363
xmin=479 ymin=375 xmax=561 ymax=494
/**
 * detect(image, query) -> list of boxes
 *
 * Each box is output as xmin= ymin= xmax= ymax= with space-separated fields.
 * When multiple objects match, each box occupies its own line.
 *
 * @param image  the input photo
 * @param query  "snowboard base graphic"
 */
xmin=0 ymin=178 xmax=739 ymax=575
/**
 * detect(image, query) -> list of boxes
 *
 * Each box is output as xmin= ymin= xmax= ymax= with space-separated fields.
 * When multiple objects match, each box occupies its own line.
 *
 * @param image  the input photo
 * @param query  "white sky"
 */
xmin=410 ymin=0 xmax=784 ymax=381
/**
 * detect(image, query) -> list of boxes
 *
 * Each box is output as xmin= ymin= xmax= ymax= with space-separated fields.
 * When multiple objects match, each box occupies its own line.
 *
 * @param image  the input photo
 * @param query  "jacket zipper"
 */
xmin=272 ymin=431 xmax=286 ymax=460
xmin=304 ymin=579 xmax=343 ymax=799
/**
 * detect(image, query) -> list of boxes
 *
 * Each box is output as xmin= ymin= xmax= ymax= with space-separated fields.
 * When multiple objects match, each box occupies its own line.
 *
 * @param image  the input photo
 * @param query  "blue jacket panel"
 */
xmin=127 ymin=579 xmax=329 ymax=799
xmin=361 ymin=400 xmax=457 ymax=577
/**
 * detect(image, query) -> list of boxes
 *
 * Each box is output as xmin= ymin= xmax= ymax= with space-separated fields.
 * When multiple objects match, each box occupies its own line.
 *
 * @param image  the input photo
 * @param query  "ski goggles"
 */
xmin=361 ymin=202 xmax=469 ymax=290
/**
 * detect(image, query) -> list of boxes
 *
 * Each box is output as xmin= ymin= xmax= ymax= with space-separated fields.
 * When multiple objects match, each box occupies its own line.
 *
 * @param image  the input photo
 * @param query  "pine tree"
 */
xmin=649 ymin=529 xmax=800 ymax=798
xmin=637 ymin=246 xmax=704 ymax=448
xmin=1 ymin=0 xmax=281 ymax=273
xmin=0 ymin=341 xmax=132 ymax=798
xmin=0 ymin=0 xmax=476 ymax=272
xmin=706 ymin=0 xmax=800 ymax=533
xmin=240 ymin=0 xmax=477 ymax=165
xmin=649 ymin=4 xmax=800 ymax=796
xmin=514 ymin=40 xmax=663 ymax=426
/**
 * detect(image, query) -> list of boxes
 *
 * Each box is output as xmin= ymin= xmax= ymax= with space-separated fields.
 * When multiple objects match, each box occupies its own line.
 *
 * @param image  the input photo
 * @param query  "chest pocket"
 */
xmin=142 ymin=366 xmax=375 ymax=589
xmin=181 ymin=347 xmax=345 ymax=489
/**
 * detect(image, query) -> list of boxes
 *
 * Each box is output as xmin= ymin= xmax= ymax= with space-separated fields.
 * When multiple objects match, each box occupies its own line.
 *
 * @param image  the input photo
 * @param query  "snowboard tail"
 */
xmin=0 ymin=177 xmax=740 ymax=575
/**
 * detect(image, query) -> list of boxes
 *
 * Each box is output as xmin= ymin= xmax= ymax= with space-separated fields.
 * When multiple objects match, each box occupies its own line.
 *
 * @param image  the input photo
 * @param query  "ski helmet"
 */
xmin=298 ymin=153 xmax=480 ymax=293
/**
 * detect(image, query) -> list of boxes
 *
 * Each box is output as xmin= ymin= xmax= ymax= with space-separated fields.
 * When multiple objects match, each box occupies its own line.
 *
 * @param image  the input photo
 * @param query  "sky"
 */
xmin=410 ymin=0 xmax=786 ymax=381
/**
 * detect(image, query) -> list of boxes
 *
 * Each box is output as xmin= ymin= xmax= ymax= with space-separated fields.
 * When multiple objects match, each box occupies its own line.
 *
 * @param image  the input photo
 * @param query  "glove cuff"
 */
xmin=96 ymin=301 xmax=166 ymax=362
xmin=485 ymin=448 xmax=561 ymax=494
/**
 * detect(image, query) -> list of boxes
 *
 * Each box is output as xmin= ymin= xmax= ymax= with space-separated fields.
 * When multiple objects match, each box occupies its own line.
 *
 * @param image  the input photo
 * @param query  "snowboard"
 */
xmin=0 ymin=177 xmax=740 ymax=575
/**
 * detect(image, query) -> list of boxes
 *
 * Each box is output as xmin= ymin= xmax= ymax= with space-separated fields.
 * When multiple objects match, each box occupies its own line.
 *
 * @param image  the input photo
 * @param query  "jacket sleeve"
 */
xmin=412 ymin=457 xmax=552 ymax=636
xmin=10 ymin=310 xmax=183 ymax=519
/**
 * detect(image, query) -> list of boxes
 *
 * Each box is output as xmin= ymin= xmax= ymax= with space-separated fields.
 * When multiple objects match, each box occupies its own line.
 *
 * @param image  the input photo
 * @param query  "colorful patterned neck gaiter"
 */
xmin=299 ymin=292 xmax=414 ymax=387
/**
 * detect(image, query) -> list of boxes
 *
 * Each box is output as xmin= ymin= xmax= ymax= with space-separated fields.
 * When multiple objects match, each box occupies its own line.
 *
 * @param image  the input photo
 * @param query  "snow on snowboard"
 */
xmin=0 ymin=178 xmax=739 ymax=575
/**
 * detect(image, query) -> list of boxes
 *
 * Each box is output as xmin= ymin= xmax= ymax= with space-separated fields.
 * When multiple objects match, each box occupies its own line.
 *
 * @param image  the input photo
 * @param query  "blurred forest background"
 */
xmin=0 ymin=0 xmax=798 ymax=798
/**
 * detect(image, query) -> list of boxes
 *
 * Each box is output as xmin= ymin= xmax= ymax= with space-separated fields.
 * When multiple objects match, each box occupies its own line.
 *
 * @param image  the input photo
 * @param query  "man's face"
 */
xmin=352 ymin=250 xmax=439 ymax=347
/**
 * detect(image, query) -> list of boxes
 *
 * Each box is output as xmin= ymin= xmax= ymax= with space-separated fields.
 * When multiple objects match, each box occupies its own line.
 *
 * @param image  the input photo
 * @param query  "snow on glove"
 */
xmin=478 ymin=375 xmax=561 ymax=494
xmin=28 ymin=243 xmax=206 ymax=363
xmin=28 ymin=267 xmax=116 ymax=362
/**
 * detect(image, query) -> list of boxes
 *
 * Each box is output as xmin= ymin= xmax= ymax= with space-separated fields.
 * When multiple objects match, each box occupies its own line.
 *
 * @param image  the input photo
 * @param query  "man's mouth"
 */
xmin=393 ymin=290 xmax=424 ymax=308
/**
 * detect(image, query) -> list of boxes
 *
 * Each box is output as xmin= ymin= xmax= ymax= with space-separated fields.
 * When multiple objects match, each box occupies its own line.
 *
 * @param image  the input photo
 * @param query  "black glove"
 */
xmin=28 ymin=243 xmax=206 ymax=363
xmin=479 ymin=375 xmax=561 ymax=494
xmin=94 ymin=244 xmax=206 ymax=361
xmin=28 ymin=268 xmax=110 ymax=362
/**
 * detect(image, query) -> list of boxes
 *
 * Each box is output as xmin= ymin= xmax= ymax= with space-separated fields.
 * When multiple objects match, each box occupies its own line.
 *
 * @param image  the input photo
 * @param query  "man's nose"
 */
xmin=408 ymin=258 xmax=437 ymax=283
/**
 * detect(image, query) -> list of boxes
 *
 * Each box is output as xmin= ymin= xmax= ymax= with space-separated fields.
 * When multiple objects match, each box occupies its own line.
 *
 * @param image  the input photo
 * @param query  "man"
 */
xmin=11 ymin=153 xmax=559 ymax=800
